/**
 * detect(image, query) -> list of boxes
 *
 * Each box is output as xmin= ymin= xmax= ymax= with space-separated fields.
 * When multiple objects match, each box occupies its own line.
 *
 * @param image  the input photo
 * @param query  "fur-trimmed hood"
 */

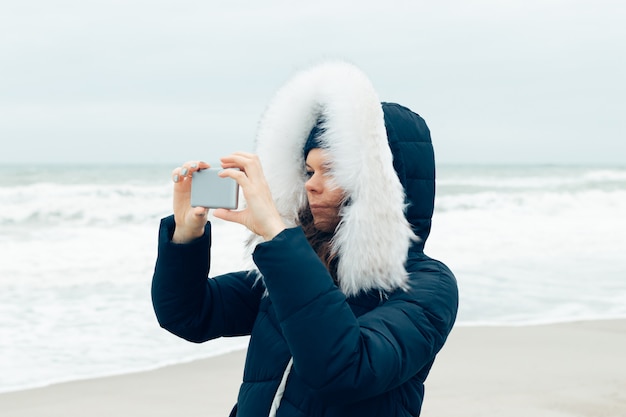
xmin=249 ymin=62 xmax=436 ymax=296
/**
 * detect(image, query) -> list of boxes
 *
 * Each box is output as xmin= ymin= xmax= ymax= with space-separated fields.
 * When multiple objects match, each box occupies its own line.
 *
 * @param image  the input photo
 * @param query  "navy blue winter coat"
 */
xmin=152 ymin=62 xmax=458 ymax=416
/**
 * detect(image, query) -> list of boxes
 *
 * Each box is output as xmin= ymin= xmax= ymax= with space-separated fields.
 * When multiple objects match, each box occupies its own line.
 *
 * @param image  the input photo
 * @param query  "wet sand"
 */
xmin=1 ymin=320 xmax=624 ymax=416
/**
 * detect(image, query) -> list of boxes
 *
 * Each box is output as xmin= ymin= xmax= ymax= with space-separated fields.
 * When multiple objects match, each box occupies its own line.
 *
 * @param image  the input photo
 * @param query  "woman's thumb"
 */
xmin=213 ymin=208 xmax=241 ymax=225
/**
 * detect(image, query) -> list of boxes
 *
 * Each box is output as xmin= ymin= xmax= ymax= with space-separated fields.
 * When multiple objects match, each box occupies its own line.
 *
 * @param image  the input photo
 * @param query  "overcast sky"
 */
xmin=1 ymin=0 xmax=624 ymax=165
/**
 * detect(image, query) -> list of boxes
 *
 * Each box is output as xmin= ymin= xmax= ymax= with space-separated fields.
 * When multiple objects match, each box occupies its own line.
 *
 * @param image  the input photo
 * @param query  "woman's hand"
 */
xmin=171 ymin=161 xmax=211 ymax=244
xmin=214 ymin=152 xmax=286 ymax=241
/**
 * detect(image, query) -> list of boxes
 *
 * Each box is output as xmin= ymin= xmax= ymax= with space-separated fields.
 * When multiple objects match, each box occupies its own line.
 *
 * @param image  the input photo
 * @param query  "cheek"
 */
xmin=328 ymin=187 xmax=345 ymax=207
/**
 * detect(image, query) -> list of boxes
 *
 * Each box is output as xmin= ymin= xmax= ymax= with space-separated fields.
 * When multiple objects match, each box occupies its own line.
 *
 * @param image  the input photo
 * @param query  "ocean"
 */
xmin=1 ymin=163 xmax=625 ymax=393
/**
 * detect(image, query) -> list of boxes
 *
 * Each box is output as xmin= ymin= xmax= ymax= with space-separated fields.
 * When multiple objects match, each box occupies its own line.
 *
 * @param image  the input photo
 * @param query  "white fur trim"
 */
xmin=247 ymin=61 xmax=416 ymax=296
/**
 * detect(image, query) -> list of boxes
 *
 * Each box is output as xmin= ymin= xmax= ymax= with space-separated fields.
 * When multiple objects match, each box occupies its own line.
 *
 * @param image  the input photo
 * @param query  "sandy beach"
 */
xmin=1 ymin=319 xmax=624 ymax=416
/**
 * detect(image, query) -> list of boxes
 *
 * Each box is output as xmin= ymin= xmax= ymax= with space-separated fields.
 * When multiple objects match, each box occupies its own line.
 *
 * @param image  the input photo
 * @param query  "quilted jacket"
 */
xmin=152 ymin=62 xmax=458 ymax=416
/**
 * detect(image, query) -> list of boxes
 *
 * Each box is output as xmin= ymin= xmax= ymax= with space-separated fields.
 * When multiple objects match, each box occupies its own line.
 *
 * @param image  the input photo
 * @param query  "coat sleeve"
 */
xmin=151 ymin=215 xmax=262 ymax=342
xmin=253 ymin=226 xmax=458 ymax=404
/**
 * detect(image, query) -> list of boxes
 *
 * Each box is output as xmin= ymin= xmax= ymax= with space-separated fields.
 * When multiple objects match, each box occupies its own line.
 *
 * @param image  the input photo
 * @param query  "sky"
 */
xmin=1 ymin=0 xmax=625 ymax=165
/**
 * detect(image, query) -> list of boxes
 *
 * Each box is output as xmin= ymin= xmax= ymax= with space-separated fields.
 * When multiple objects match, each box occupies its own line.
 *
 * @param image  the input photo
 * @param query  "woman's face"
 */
xmin=305 ymin=148 xmax=345 ymax=232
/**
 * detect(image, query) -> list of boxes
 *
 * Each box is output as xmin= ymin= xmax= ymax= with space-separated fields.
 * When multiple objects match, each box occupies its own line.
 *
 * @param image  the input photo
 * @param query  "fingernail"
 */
xmin=173 ymin=174 xmax=179 ymax=183
xmin=181 ymin=168 xmax=188 ymax=176
xmin=191 ymin=163 xmax=198 ymax=169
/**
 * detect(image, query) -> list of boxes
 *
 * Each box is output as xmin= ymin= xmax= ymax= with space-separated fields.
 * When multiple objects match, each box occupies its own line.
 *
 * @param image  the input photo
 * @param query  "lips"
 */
xmin=309 ymin=204 xmax=338 ymax=213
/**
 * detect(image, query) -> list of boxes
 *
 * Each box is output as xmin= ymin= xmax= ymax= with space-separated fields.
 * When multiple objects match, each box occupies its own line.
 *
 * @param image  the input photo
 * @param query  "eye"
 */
xmin=305 ymin=170 xmax=314 ymax=179
xmin=320 ymin=162 xmax=334 ymax=176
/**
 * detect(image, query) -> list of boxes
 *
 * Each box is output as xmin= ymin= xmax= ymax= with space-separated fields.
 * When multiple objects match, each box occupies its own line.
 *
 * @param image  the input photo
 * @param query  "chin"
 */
xmin=314 ymin=219 xmax=339 ymax=234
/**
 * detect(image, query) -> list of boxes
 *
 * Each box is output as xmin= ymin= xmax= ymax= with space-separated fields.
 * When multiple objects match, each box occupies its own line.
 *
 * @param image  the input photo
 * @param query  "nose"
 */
xmin=305 ymin=172 xmax=321 ymax=194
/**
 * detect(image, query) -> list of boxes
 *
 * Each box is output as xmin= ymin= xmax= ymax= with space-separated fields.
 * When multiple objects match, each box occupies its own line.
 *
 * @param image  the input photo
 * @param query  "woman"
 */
xmin=152 ymin=62 xmax=458 ymax=416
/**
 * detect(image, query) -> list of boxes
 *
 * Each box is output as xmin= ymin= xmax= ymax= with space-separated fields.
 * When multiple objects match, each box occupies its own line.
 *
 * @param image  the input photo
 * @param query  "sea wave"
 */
xmin=437 ymin=166 xmax=626 ymax=191
xmin=435 ymin=188 xmax=626 ymax=214
xmin=0 ymin=182 xmax=171 ymax=227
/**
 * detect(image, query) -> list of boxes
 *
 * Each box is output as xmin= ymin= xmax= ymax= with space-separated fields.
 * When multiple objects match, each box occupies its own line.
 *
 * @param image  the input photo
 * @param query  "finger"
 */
xmin=218 ymin=167 xmax=249 ymax=185
xmin=220 ymin=153 xmax=263 ymax=178
xmin=171 ymin=166 xmax=184 ymax=183
xmin=172 ymin=166 xmax=194 ymax=184
xmin=172 ymin=161 xmax=211 ymax=183
xmin=192 ymin=206 xmax=209 ymax=218
xmin=213 ymin=208 xmax=243 ymax=225
xmin=230 ymin=151 xmax=256 ymax=159
xmin=182 ymin=160 xmax=210 ymax=170
xmin=181 ymin=161 xmax=211 ymax=177
xmin=219 ymin=152 xmax=258 ymax=166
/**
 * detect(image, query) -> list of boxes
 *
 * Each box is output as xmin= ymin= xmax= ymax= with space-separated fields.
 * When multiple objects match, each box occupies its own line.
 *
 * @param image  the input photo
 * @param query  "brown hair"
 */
xmin=298 ymin=204 xmax=339 ymax=282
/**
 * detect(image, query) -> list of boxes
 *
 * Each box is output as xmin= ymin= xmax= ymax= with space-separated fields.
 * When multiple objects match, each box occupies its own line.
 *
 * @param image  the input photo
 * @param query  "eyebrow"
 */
xmin=305 ymin=160 xmax=333 ymax=172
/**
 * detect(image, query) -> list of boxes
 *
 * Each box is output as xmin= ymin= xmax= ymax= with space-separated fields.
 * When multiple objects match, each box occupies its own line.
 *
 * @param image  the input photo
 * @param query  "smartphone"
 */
xmin=190 ymin=168 xmax=239 ymax=209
